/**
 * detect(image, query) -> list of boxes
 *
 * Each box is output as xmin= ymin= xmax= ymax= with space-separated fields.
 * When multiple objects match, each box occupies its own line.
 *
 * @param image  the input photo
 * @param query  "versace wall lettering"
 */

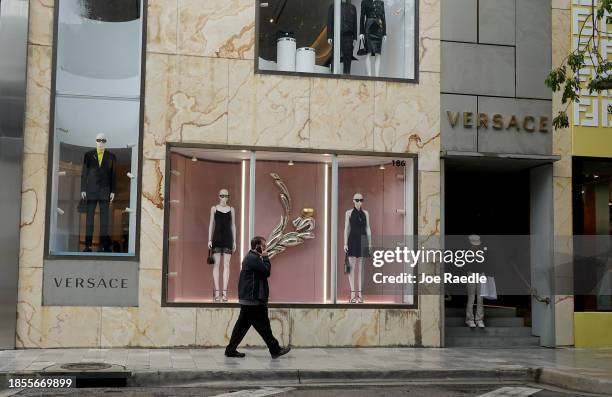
xmin=446 ymin=111 xmax=549 ymax=133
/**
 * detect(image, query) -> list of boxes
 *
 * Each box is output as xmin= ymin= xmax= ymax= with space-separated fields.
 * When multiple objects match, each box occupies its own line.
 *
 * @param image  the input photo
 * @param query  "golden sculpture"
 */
xmin=266 ymin=173 xmax=316 ymax=258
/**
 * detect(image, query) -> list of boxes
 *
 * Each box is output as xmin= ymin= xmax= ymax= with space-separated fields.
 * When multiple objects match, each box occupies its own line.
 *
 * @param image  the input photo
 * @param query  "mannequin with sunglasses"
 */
xmin=208 ymin=189 xmax=236 ymax=302
xmin=80 ymin=133 xmax=116 ymax=252
xmin=344 ymin=193 xmax=371 ymax=303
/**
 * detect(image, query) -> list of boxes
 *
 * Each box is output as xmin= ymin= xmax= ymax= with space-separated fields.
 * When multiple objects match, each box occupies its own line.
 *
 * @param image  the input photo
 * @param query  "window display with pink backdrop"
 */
xmin=164 ymin=146 xmax=415 ymax=306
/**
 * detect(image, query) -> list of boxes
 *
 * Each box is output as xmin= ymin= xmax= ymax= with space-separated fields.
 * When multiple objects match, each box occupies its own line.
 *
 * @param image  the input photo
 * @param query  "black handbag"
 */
xmin=356 ymin=37 xmax=367 ymax=56
xmin=77 ymin=198 xmax=87 ymax=213
xmin=344 ymin=255 xmax=351 ymax=274
xmin=206 ymin=248 xmax=215 ymax=265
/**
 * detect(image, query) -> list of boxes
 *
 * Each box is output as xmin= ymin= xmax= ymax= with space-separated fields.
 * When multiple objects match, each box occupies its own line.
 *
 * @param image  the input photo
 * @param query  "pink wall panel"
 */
xmin=168 ymin=154 xmax=245 ymax=302
xmin=254 ymin=161 xmax=329 ymax=303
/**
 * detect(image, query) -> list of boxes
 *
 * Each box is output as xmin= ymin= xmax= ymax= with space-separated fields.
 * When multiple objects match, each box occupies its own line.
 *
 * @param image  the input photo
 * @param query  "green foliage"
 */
xmin=546 ymin=0 xmax=612 ymax=130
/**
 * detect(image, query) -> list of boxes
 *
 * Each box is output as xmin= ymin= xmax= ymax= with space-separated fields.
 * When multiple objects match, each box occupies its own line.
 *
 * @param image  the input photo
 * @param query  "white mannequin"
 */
xmin=208 ymin=189 xmax=236 ymax=302
xmin=81 ymin=133 xmax=115 ymax=202
xmin=344 ymin=193 xmax=372 ymax=303
xmin=358 ymin=34 xmax=386 ymax=77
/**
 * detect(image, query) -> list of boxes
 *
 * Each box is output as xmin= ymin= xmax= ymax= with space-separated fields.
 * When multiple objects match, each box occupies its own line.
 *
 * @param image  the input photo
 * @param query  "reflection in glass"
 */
xmin=48 ymin=0 xmax=143 ymax=256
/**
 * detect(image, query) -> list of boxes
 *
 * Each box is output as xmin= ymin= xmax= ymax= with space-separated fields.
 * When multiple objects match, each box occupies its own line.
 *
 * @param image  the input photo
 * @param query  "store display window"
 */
xmin=336 ymin=156 xmax=415 ymax=304
xmin=167 ymin=149 xmax=250 ymax=303
xmin=256 ymin=0 xmax=417 ymax=80
xmin=46 ymin=0 xmax=144 ymax=256
xmin=165 ymin=146 xmax=416 ymax=306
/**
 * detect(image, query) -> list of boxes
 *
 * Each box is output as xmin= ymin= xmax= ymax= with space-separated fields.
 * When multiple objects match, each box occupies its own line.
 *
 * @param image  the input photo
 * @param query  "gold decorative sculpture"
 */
xmin=266 ymin=173 xmax=316 ymax=258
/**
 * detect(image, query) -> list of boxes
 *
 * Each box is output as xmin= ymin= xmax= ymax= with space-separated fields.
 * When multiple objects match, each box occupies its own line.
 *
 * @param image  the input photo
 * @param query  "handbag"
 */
xmin=356 ymin=36 xmax=367 ymax=56
xmin=480 ymin=276 xmax=497 ymax=300
xmin=344 ymin=255 xmax=351 ymax=274
xmin=77 ymin=198 xmax=87 ymax=213
xmin=206 ymin=248 xmax=215 ymax=265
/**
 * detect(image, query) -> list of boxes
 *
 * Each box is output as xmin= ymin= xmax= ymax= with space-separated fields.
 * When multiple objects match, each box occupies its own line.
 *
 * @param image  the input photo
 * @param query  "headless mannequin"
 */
xmin=208 ymin=189 xmax=236 ymax=302
xmin=327 ymin=0 xmax=358 ymax=74
xmin=344 ymin=193 xmax=372 ymax=303
xmin=359 ymin=0 xmax=387 ymax=77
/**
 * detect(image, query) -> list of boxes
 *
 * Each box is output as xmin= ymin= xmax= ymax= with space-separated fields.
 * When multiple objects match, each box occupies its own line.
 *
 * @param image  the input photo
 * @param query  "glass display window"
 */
xmin=46 ymin=0 xmax=144 ymax=257
xmin=167 ymin=148 xmax=250 ymax=303
xmin=256 ymin=0 xmax=417 ymax=81
xmin=336 ymin=156 xmax=415 ymax=304
xmin=253 ymin=152 xmax=333 ymax=304
xmin=163 ymin=146 xmax=416 ymax=306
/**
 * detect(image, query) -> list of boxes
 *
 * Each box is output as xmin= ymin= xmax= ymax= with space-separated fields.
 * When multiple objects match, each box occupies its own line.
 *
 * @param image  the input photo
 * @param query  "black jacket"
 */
xmin=327 ymin=2 xmax=358 ymax=41
xmin=238 ymin=250 xmax=271 ymax=304
xmin=360 ymin=0 xmax=386 ymax=36
xmin=81 ymin=149 xmax=117 ymax=200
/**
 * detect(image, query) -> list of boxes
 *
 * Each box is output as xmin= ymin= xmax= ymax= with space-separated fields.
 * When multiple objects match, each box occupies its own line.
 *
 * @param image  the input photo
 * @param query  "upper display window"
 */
xmin=256 ymin=0 xmax=417 ymax=80
xmin=47 ymin=0 xmax=144 ymax=257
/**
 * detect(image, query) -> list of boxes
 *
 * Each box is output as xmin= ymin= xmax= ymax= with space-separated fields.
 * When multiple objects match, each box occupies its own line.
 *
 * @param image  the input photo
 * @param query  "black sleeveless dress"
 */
xmin=212 ymin=209 xmax=233 ymax=254
xmin=347 ymin=208 xmax=370 ymax=257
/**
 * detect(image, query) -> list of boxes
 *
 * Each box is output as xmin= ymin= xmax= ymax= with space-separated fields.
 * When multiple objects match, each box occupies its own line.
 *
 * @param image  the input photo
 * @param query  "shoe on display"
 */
xmin=271 ymin=346 xmax=291 ymax=359
xmin=465 ymin=320 xmax=476 ymax=328
xmin=225 ymin=350 xmax=245 ymax=358
xmin=476 ymin=320 xmax=485 ymax=328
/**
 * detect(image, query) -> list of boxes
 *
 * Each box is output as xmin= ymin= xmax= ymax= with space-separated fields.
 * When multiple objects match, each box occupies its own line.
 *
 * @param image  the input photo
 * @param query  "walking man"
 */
xmin=225 ymin=236 xmax=291 ymax=359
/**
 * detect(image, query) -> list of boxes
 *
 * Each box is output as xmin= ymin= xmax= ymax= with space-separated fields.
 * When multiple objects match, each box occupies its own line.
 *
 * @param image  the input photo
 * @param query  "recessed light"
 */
xmin=594 ymin=174 xmax=599 ymax=178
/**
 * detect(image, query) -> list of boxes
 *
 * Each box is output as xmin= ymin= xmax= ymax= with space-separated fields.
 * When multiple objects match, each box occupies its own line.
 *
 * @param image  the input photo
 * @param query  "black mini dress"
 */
xmin=212 ymin=209 xmax=233 ymax=254
xmin=347 ymin=208 xmax=370 ymax=258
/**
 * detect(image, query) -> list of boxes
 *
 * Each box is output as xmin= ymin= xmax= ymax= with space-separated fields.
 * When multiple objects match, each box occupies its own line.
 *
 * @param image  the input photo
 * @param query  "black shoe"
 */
xmin=225 ymin=350 xmax=245 ymax=358
xmin=83 ymin=247 xmax=92 ymax=252
xmin=271 ymin=346 xmax=291 ymax=359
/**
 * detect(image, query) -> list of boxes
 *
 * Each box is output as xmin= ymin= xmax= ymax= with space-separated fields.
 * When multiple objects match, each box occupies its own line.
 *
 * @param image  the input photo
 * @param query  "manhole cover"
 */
xmin=60 ymin=362 xmax=113 ymax=371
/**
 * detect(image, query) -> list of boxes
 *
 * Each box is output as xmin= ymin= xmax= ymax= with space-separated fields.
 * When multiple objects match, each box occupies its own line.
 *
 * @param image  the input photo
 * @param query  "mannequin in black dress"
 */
xmin=327 ymin=0 xmax=358 ymax=74
xmin=343 ymin=193 xmax=372 ymax=303
xmin=208 ymin=189 xmax=236 ymax=302
xmin=359 ymin=0 xmax=387 ymax=77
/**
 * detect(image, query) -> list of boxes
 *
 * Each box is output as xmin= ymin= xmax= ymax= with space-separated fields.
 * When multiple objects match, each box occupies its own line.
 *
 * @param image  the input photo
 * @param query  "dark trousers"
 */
xmin=85 ymin=199 xmax=109 ymax=250
xmin=225 ymin=305 xmax=281 ymax=355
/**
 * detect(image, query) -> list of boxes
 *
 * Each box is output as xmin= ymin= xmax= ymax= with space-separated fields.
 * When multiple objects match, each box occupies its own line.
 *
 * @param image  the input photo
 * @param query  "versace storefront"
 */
xmin=1 ymin=0 xmax=575 ymax=350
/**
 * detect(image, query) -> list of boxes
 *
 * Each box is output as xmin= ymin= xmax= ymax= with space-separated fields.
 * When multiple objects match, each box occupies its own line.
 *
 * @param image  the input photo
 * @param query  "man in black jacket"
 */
xmin=225 ymin=236 xmax=291 ymax=359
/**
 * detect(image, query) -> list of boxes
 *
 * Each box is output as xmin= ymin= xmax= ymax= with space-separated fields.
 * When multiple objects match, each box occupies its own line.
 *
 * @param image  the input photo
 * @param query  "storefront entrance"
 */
xmin=442 ymin=156 xmax=556 ymax=347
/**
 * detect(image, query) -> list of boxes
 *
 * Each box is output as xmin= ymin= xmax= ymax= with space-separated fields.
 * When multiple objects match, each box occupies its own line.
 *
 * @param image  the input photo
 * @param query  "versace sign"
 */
xmin=43 ymin=260 xmax=139 ymax=306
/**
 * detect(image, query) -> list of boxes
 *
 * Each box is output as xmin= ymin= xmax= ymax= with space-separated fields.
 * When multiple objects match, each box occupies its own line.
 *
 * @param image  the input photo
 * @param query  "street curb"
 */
xmin=536 ymin=368 xmax=612 ymax=396
xmin=127 ymin=368 xmax=532 ymax=387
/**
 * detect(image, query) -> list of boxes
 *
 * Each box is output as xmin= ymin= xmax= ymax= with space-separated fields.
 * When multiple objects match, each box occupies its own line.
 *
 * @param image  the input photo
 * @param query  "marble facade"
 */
xmin=16 ymin=0 xmax=573 ymax=349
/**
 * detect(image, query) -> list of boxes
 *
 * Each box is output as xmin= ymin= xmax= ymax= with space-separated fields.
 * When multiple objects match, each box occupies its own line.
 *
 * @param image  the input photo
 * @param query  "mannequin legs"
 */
xmin=348 ymin=257 xmax=364 ymax=303
xmin=212 ymin=253 xmax=232 ymax=302
xmin=365 ymin=54 xmax=382 ymax=77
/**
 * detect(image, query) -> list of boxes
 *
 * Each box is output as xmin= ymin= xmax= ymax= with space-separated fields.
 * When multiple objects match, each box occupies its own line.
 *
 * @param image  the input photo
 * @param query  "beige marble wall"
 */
xmin=551 ymin=1 xmax=574 ymax=347
xmin=17 ymin=0 xmax=442 ymax=348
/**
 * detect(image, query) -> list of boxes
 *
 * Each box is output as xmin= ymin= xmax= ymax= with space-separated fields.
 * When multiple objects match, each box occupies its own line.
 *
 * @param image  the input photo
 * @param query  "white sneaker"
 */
xmin=465 ymin=320 xmax=476 ymax=328
xmin=476 ymin=320 xmax=485 ymax=328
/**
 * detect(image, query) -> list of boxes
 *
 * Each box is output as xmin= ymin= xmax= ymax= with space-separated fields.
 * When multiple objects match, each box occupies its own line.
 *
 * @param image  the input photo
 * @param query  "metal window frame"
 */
xmin=161 ymin=142 xmax=419 ymax=309
xmin=43 ymin=0 xmax=148 ymax=261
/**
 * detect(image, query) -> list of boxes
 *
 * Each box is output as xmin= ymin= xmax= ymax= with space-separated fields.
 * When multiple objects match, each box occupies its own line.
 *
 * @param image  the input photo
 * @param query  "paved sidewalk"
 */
xmin=1 ymin=348 xmax=611 ymax=395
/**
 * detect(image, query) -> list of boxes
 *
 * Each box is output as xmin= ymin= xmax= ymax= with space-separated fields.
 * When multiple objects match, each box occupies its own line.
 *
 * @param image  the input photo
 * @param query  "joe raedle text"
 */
xmin=373 ymin=272 xmax=486 ymax=285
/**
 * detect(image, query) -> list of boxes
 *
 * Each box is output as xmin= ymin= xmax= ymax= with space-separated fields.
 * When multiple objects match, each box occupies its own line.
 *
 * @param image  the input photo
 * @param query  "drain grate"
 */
xmin=60 ymin=362 xmax=113 ymax=371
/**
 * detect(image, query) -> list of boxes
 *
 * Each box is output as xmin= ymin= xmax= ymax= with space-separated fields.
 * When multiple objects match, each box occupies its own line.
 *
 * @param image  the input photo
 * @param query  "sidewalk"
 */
xmin=1 ymin=348 xmax=611 ymax=395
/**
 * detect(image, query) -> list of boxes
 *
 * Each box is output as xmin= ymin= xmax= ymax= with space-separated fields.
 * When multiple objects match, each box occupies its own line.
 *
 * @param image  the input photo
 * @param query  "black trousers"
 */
xmin=85 ymin=199 xmax=109 ymax=250
xmin=225 ymin=305 xmax=281 ymax=355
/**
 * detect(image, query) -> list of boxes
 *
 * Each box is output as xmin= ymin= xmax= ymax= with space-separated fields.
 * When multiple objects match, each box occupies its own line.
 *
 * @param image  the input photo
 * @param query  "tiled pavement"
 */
xmin=0 ymin=348 xmax=611 ymax=381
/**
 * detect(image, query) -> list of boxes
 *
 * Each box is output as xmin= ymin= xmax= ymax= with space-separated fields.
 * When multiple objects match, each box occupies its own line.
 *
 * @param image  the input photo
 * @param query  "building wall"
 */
xmin=16 ymin=0 xmax=442 ymax=348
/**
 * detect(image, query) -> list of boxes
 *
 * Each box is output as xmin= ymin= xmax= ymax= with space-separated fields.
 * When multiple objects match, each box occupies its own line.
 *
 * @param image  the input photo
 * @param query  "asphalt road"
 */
xmin=9 ymin=384 xmax=597 ymax=397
